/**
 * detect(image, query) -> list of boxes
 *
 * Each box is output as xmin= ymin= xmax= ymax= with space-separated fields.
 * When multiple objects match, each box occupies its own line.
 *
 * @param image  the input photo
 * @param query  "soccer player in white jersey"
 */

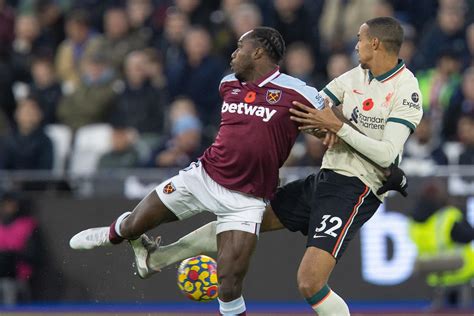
xmin=69 ymin=27 xmax=327 ymax=316
xmin=126 ymin=17 xmax=422 ymax=315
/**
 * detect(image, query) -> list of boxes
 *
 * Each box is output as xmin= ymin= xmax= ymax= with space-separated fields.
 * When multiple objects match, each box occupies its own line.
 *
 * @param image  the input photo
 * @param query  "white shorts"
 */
xmin=155 ymin=161 xmax=265 ymax=235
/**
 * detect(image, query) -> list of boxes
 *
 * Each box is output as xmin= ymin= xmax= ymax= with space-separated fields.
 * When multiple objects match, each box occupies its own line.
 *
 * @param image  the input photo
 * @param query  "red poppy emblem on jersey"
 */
xmin=266 ymin=89 xmax=282 ymax=104
xmin=163 ymin=182 xmax=176 ymax=194
xmin=244 ymin=91 xmax=256 ymax=103
xmin=362 ymin=98 xmax=374 ymax=111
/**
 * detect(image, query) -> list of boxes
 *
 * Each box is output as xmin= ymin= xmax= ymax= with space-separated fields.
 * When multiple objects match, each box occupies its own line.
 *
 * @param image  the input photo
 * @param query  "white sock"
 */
xmin=218 ymin=296 xmax=246 ymax=315
xmin=115 ymin=211 xmax=132 ymax=237
xmin=148 ymin=221 xmax=217 ymax=270
xmin=308 ymin=285 xmax=350 ymax=316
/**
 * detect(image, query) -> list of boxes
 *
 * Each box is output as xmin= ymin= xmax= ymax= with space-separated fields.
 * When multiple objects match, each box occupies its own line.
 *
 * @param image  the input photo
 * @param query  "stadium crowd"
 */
xmin=0 ymin=0 xmax=472 ymax=175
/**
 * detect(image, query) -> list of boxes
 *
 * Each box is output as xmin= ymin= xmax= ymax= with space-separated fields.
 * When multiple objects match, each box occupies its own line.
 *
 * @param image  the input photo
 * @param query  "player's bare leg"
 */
xmin=70 ymin=191 xmax=178 ymax=249
xmin=132 ymin=205 xmax=285 ymax=278
xmin=298 ymin=247 xmax=350 ymax=315
xmin=216 ymin=230 xmax=257 ymax=316
xmin=261 ymin=205 xmax=285 ymax=232
xmin=119 ymin=191 xmax=178 ymax=239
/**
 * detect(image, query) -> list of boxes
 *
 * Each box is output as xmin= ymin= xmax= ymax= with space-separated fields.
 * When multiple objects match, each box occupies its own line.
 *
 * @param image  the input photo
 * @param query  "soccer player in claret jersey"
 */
xmin=127 ymin=17 xmax=422 ymax=316
xmin=69 ymin=27 xmax=325 ymax=316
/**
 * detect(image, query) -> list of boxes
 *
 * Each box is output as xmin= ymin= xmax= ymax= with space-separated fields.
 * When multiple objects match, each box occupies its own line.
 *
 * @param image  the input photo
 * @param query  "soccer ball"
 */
xmin=177 ymin=255 xmax=219 ymax=302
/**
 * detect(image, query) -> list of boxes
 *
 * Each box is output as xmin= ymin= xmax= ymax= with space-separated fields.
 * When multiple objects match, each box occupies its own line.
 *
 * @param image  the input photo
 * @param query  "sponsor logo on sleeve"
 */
xmin=266 ymin=89 xmax=282 ymax=104
xmin=403 ymin=92 xmax=420 ymax=110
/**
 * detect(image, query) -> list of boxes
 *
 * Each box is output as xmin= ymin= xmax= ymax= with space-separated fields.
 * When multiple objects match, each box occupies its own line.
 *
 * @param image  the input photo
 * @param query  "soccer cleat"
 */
xmin=129 ymin=234 xmax=161 ymax=279
xmin=69 ymin=227 xmax=112 ymax=249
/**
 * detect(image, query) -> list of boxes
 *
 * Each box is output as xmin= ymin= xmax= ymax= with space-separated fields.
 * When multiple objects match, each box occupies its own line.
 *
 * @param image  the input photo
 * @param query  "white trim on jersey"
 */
xmin=258 ymin=70 xmax=281 ymax=87
xmin=219 ymin=73 xmax=237 ymax=90
xmin=270 ymin=74 xmax=324 ymax=109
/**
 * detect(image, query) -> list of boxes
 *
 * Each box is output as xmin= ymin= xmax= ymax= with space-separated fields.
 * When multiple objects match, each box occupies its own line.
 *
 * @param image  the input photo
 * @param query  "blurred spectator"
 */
xmin=34 ymin=0 xmax=66 ymax=51
xmin=466 ymin=23 xmax=474 ymax=65
xmin=167 ymin=26 xmax=226 ymax=129
xmin=0 ymin=0 xmax=15 ymax=56
xmin=319 ymin=0 xmax=378 ymax=53
xmin=55 ymin=10 xmax=101 ymax=91
xmin=29 ymin=56 xmax=62 ymax=125
xmin=69 ymin=0 xmax=122 ymax=32
xmin=409 ymin=181 xmax=474 ymax=308
xmin=1 ymin=97 xmax=53 ymax=170
xmin=212 ymin=2 xmax=262 ymax=57
xmin=403 ymin=117 xmax=448 ymax=167
xmin=229 ymin=2 xmax=262 ymax=39
xmin=326 ymin=52 xmax=353 ymax=82
xmin=57 ymin=54 xmax=118 ymax=130
xmin=443 ymin=67 xmax=474 ymax=140
xmin=97 ymin=127 xmax=139 ymax=169
xmin=412 ymin=1 xmax=469 ymax=71
xmin=283 ymin=42 xmax=318 ymax=87
xmin=399 ymin=23 xmax=417 ymax=69
xmin=94 ymin=6 xmax=148 ymax=73
xmin=10 ymin=14 xmax=44 ymax=83
xmin=142 ymin=47 xmax=168 ymax=90
xmin=126 ymin=0 xmax=154 ymax=43
xmin=109 ymin=50 xmax=166 ymax=135
xmin=0 ymin=191 xmax=42 ymax=305
xmin=267 ymin=0 xmax=323 ymax=71
xmin=148 ymin=97 xmax=203 ymax=168
xmin=457 ymin=113 xmax=474 ymax=165
xmin=173 ymin=0 xmax=211 ymax=28
xmin=388 ymin=0 xmax=437 ymax=34
xmin=156 ymin=8 xmax=189 ymax=80
xmin=417 ymin=49 xmax=462 ymax=134
xmin=0 ymin=56 xmax=16 ymax=124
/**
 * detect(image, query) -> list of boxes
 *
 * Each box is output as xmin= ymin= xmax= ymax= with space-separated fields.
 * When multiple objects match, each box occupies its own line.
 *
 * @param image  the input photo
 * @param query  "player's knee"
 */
xmin=297 ymin=274 xmax=326 ymax=298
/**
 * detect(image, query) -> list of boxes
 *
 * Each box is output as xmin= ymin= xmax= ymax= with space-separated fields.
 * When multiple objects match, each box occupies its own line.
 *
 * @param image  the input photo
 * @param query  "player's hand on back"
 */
xmin=376 ymin=164 xmax=408 ymax=197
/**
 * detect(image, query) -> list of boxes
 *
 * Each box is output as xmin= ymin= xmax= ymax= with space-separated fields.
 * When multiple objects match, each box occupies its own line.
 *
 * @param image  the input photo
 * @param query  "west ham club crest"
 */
xmin=266 ymin=89 xmax=282 ymax=104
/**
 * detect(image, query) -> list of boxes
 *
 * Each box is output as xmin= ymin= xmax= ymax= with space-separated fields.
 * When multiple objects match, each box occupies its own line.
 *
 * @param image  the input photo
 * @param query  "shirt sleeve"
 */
xmin=336 ymin=121 xmax=411 ymax=168
xmin=386 ymin=78 xmax=423 ymax=132
xmin=296 ymin=84 xmax=325 ymax=110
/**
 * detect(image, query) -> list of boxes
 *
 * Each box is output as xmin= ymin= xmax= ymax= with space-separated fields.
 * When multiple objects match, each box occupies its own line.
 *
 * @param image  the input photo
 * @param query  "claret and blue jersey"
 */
xmin=200 ymin=67 xmax=323 ymax=200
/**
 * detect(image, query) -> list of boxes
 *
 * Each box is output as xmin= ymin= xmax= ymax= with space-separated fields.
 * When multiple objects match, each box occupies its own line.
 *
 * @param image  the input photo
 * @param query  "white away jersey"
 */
xmin=320 ymin=60 xmax=423 ymax=198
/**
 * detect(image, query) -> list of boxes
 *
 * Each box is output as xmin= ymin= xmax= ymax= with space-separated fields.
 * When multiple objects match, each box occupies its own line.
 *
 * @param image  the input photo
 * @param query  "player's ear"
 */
xmin=372 ymin=37 xmax=381 ymax=50
xmin=253 ymin=47 xmax=265 ymax=60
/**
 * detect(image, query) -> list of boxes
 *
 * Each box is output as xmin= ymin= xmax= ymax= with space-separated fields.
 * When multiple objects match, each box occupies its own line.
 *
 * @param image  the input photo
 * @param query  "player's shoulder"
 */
xmin=394 ymin=67 xmax=420 ymax=90
xmin=271 ymin=73 xmax=318 ymax=95
xmin=219 ymin=73 xmax=238 ymax=88
xmin=271 ymin=74 xmax=324 ymax=108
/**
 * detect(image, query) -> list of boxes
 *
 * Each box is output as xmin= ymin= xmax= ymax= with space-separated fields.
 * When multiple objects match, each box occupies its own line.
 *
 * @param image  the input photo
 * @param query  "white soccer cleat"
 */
xmin=129 ymin=234 xmax=161 ymax=279
xmin=69 ymin=227 xmax=112 ymax=250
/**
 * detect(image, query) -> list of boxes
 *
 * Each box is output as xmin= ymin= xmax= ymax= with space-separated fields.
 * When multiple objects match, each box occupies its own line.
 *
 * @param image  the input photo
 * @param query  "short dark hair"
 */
xmin=365 ymin=17 xmax=403 ymax=55
xmin=248 ymin=27 xmax=286 ymax=63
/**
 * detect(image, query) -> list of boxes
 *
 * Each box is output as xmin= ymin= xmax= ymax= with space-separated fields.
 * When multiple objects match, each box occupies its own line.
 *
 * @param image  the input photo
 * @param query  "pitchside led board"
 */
xmin=42 ymin=172 xmax=474 ymax=302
